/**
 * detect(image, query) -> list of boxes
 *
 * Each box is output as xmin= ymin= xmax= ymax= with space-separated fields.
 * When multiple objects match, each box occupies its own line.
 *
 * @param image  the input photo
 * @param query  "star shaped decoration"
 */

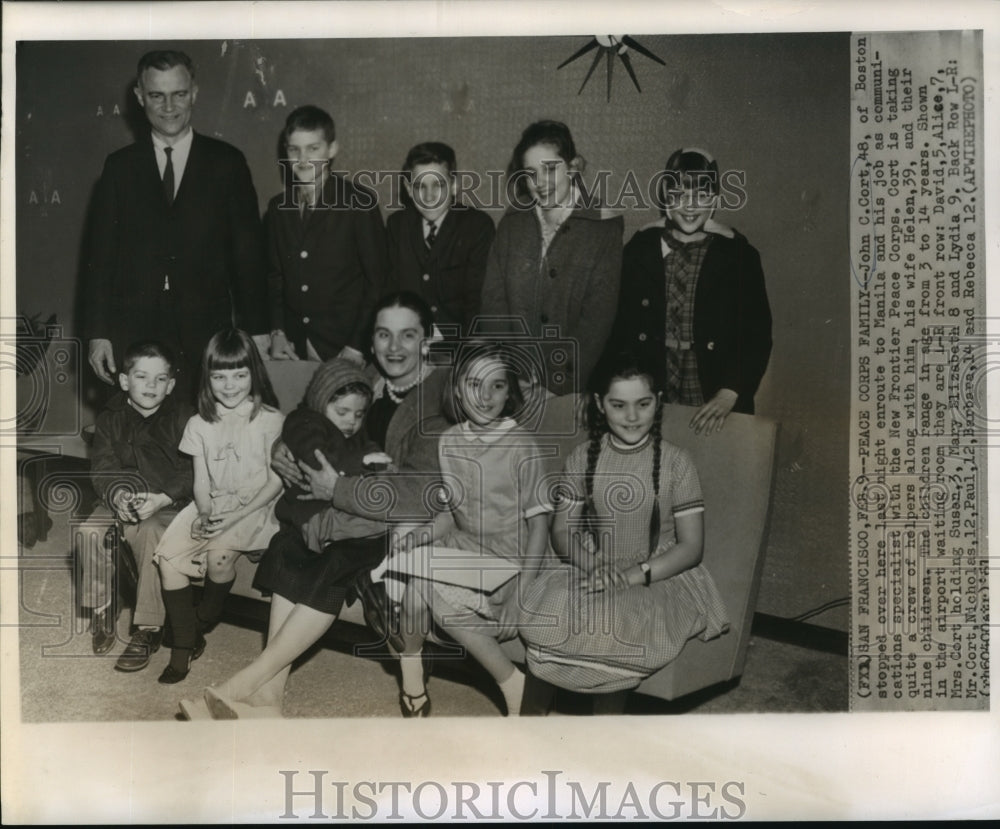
xmin=558 ymin=35 xmax=666 ymax=102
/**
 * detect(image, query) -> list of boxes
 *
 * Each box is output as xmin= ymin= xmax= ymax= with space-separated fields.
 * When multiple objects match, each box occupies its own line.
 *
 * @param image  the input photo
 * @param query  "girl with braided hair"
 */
xmin=518 ymin=350 xmax=729 ymax=714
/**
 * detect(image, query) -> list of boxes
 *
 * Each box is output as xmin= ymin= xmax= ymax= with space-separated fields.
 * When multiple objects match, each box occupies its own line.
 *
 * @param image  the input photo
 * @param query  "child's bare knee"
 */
xmin=207 ymin=551 xmax=238 ymax=579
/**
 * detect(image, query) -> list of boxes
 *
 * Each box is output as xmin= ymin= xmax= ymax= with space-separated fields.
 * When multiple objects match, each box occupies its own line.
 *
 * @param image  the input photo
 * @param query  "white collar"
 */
xmin=151 ymin=128 xmax=193 ymax=154
xmin=216 ymin=398 xmax=255 ymax=418
xmin=458 ymin=417 xmax=518 ymax=443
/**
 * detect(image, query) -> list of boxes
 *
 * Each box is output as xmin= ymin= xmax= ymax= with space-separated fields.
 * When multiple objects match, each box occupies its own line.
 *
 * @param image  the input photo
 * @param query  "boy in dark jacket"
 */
xmin=387 ymin=142 xmax=495 ymax=337
xmin=266 ymin=105 xmax=388 ymax=364
xmin=79 ymin=341 xmax=193 ymax=671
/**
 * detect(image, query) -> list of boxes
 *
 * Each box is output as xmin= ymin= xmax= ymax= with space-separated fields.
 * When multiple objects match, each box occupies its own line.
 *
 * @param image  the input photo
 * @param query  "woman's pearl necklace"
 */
xmin=385 ymin=364 xmax=428 ymax=404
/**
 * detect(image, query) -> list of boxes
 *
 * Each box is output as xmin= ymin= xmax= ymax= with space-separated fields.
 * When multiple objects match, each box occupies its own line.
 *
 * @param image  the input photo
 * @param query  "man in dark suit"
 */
xmin=265 ymin=105 xmax=388 ymax=364
xmin=83 ymin=50 xmax=266 ymax=394
xmin=387 ymin=142 xmax=495 ymax=338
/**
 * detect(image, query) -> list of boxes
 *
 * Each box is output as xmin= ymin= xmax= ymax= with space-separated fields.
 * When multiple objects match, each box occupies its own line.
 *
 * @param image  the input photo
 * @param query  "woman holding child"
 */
xmin=184 ymin=291 xmax=450 ymax=719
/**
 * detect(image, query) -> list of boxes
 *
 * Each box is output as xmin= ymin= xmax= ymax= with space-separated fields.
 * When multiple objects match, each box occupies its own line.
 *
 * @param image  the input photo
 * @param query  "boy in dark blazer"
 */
xmin=387 ymin=142 xmax=495 ymax=337
xmin=266 ymin=106 xmax=388 ymax=363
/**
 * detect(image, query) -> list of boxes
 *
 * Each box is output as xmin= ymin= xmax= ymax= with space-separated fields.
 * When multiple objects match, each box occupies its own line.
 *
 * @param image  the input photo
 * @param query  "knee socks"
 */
xmin=161 ymin=585 xmax=197 ymax=672
xmin=197 ymin=577 xmax=235 ymax=632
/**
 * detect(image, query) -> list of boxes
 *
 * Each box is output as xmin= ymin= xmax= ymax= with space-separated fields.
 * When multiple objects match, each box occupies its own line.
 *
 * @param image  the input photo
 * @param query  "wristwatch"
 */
xmin=639 ymin=561 xmax=652 ymax=586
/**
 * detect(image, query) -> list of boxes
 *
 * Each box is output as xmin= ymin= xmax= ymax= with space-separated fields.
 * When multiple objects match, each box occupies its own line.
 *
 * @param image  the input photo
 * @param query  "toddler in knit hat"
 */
xmin=274 ymin=358 xmax=392 ymax=534
xmin=262 ymin=360 xmax=401 ymax=648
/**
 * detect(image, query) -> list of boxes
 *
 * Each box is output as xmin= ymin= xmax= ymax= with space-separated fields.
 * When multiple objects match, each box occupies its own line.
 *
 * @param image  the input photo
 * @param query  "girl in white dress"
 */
xmin=395 ymin=343 xmax=551 ymax=716
xmin=154 ymin=329 xmax=284 ymax=684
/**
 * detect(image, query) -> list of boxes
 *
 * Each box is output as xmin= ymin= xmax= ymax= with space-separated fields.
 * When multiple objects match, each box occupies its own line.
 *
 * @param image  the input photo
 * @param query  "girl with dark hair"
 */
xmin=518 ymin=350 xmax=729 ymax=714
xmin=393 ymin=342 xmax=550 ymax=716
xmin=480 ymin=120 xmax=623 ymax=396
xmin=608 ymin=147 xmax=772 ymax=433
xmin=154 ymin=329 xmax=284 ymax=684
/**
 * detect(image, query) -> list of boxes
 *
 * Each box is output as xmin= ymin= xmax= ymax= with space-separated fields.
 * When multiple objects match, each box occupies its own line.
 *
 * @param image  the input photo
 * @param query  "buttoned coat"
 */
xmin=265 ymin=174 xmax=388 ymax=359
xmin=479 ymin=207 xmax=623 ymax=395
xmin=386 ymin=204 xmax=495 ymax=336
xmin=83 ymin=132 xmax=267 ymax=380
xmin=608 ymin=221 xmax=772 ymax=414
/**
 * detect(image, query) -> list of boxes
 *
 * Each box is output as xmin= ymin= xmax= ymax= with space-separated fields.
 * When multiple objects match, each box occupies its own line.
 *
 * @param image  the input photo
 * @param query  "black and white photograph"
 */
xmin=1 ymin=0 xmax=997 ymax=822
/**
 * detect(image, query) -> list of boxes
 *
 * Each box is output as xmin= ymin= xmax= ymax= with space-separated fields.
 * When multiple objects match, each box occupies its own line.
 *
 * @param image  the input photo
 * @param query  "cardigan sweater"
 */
xmin=608 ymin=221 xmax=772 ymax=414
xmin=479 ymin=206 xmax=624 ymax=395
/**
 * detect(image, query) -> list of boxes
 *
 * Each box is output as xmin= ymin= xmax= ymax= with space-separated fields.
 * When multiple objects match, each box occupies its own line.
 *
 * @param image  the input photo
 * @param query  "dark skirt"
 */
xmin=252 ymin=525 xmax=388 ymax=616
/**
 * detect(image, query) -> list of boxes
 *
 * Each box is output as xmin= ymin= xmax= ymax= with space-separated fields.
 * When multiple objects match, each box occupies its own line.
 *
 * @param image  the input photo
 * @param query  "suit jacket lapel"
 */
xmin=137 ymin=135 xmax=168 ymax=208
xmin=302 ymin=175 xmax=342 ymax=244
xmin=172 ymin=132 xmax=202 ymax=207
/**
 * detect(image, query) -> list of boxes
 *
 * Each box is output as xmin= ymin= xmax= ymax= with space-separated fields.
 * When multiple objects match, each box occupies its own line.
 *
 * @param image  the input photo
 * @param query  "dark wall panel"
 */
xmin=15 ymin=33 xmax=850 ymax=621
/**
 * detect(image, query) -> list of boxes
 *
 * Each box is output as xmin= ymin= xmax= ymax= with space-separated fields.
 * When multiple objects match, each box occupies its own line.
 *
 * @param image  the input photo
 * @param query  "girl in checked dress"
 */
xmin=518 ymin=350 xmax=729 ymax=714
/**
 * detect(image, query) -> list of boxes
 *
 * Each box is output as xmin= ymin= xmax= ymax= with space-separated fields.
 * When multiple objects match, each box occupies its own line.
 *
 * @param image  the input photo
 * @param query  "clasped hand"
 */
xmin=112 ymin=490 xmax=169 ymax=523
xmin=191 ymin=511 xmax=237 ymax=540
xmin=581 ymin=561 xmax=629 ymax=594
xmin=390 ymin=522 xmax=433 ymax=558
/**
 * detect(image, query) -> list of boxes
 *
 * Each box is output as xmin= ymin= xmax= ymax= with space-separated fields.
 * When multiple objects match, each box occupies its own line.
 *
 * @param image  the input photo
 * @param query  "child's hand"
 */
xmin=690 ymin=388 xmax=739 ymax=435
xmin=391 ymin=522 xmax=433 ymax=557
xmin=199 ymin=512 xmax=239 ymax=538
xmin=110 ymin=489 xmax=137 ymax=523
xmin=269 ymin=331 xmax=299 ymax=361
xmin=582 ymin=561 xmax=629 ymax=594
xmin=190 ymin=513 xmax=212 ymax=540
xmin=362 ymin=451 xmax=393 ymax=472
xmin=131 ymin=491 xmax=171 ymax=521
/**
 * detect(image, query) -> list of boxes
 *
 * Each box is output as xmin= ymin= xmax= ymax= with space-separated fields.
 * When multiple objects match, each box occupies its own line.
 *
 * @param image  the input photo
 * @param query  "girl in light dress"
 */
xmin=518 ymin=350 xmax=729 ymax=714
xmin=393 ymin=342 xmax=551 ymax=716
xmin=154 ymin=329 xmax=284 ymax=684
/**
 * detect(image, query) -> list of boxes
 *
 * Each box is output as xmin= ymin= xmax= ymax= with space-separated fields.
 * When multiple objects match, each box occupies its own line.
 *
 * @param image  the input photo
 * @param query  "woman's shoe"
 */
xmin=353 ymin=570 xmax=392 ymax=642
xmin=204 ymin=686 xmax=282 ymax=719
xmin=399 ymin=690 xmax=431 ymax=718
xmin=178 ymin=697 xmax=212 ymax=720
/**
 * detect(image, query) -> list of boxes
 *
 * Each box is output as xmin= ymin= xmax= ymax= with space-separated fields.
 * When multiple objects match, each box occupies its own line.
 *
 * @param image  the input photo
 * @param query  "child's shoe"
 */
xmin=114 ymin=628 xmax=162 ymax=672
xmin=156 ymin=635 xmax=206 ymax=684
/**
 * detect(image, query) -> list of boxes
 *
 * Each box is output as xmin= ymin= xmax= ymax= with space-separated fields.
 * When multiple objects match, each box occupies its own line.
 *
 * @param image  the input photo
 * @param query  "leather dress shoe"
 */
xmin=114 ymin=628 xmax=162 ymax=672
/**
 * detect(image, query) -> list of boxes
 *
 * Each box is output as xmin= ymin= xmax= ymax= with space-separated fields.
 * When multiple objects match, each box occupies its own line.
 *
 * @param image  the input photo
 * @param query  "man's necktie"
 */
xmin=163 ymin=147 xmax=175 ymax=206
xmin=425 ymin=221 xmax=438 ymax=249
